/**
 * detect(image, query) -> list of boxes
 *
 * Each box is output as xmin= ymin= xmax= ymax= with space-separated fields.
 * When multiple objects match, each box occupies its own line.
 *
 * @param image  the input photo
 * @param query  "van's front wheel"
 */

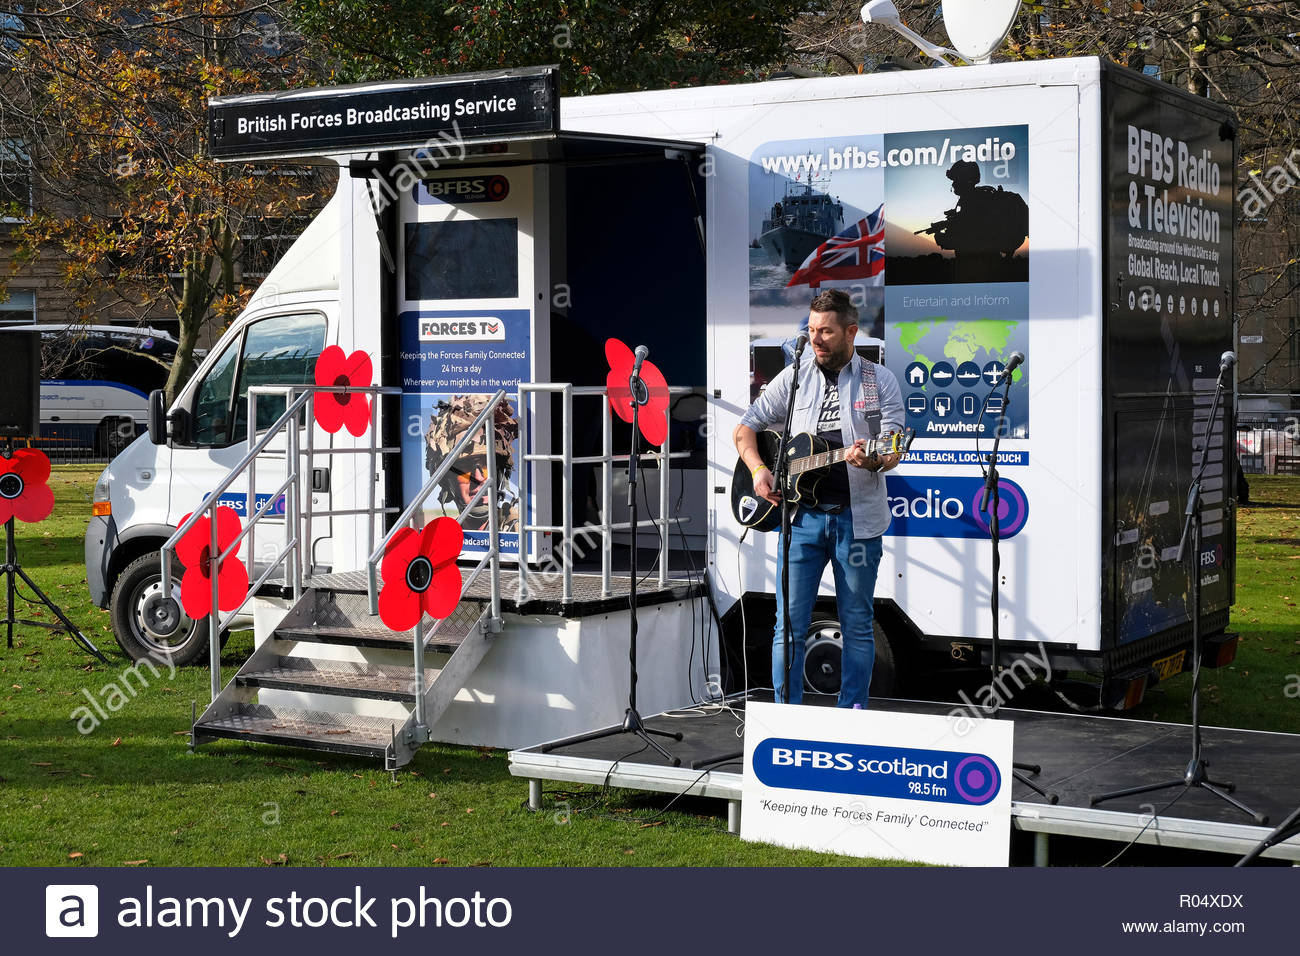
xmin=110 ymin=553 xmax=218 ymax=666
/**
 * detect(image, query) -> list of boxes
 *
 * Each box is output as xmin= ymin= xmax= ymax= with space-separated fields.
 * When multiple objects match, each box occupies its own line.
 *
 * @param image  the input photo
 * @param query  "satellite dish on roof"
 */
xmin=861 ymin=0 xmax=963 ymax=67
xmin=941 ymin=0 xmax=1022 ymax=63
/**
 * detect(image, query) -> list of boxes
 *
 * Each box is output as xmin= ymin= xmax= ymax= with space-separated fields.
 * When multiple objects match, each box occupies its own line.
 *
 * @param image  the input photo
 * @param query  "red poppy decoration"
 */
xmin=605 ymin=338 xmax=670 ymax=447
xmin=313 ymin=345 xmax=373 ymax=436
xmin=0 ymin=449 xmax=54 ymax=525
xmin=175 ymin=505 xmax=249 ymax=619
xmin=378 ymin=517 xmax=465 ymax=631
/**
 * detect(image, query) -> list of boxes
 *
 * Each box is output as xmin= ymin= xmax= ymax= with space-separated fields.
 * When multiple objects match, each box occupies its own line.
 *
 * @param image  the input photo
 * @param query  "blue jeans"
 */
xmin=772 ymin=507 xmax=882 ymax=708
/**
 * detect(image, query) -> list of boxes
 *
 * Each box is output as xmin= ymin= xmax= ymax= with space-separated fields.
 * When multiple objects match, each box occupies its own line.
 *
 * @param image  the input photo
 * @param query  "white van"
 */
xmin=5 ymin=323 xmax=176 ymax=457
xmin=83 ymin=197 xmax=369 ymax=664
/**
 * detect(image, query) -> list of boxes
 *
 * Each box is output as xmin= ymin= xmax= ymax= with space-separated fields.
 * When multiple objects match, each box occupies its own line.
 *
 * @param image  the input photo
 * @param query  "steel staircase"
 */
xmin=191 ymin=578 xmax=494 ymax=769
xmin=165 ymin=383 xmax=507 ymax=771
xmin=170 ymin=378 xmax=688 ymax=768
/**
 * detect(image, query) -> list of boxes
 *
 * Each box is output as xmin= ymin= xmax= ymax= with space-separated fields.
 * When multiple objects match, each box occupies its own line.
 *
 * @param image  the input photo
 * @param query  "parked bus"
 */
xmin=5 ymin=324 xmax=177 ymax=457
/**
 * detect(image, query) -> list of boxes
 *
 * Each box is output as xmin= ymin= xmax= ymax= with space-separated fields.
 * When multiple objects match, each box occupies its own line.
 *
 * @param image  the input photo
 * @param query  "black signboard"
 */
xmin=208 ymin=66 xmax=559 ymax=161
xmin=1105 ymin=70 xmax=1234 ymax=393
xmin=1102 ymin=64 xmax=1236 ymax=648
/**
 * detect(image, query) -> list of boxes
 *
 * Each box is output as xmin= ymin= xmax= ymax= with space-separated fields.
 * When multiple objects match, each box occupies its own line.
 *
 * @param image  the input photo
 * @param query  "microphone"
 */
xmin=1217 ymin=349 xmax=1236 ymax=388
xmin=794 ymin=332 xmax=809 ymax=354
xmin=629 ymin=345 xmax=650 ymax=406
xmin=996 ymin=351 xmax=1024 ymax=383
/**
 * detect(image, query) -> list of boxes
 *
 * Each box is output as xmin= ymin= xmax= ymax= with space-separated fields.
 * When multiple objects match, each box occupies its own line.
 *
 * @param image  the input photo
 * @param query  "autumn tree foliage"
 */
xmin=1006 ymin=3 xmax=1300 ymax=391
xmin=285 ymin=0 xmax=817 ymax=93
xmin=0 ymin=2 xmax=333 ymax=397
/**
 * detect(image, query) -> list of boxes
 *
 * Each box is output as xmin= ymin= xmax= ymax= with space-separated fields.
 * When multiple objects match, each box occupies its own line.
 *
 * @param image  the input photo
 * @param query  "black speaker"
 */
xmin=0 ymin=330 xmax=40 ymax=435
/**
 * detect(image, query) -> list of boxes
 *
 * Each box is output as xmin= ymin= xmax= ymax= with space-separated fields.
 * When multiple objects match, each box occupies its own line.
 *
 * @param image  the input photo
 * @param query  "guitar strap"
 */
xmin=859 ymin=360 xmax=882 ymax=438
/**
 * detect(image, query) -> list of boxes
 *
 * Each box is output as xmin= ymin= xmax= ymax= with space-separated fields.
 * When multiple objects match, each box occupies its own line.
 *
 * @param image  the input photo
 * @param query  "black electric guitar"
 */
xmin=730 ymin=428 xmax=915 ymax=532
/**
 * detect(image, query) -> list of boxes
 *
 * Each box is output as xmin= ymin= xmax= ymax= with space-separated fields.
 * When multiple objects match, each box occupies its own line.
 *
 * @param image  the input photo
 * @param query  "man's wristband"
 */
xmin=750 ymin=464 xmax=768 ymax=479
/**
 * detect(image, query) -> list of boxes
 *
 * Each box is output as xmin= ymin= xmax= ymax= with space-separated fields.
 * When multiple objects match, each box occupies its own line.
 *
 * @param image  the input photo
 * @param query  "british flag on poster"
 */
xmin=787 ymin=204 xmax=885 ymax=288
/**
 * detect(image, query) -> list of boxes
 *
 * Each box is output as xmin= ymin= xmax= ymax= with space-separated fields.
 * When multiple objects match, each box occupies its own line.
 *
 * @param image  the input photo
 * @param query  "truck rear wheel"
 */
xmin=802 ymin=613 xmax=900 ymax=698
xmin=109 ymin=552 xmax=222 ymax=667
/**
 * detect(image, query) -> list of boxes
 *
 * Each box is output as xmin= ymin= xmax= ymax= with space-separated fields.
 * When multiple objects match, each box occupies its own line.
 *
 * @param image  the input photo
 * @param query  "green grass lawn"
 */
xmin=1 ymin=466 xmax=1296 ymax=867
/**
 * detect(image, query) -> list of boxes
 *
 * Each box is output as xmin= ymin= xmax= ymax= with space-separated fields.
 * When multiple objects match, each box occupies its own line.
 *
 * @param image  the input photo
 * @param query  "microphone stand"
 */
xmin=977 ymin=370 xmax=1055 ymax=803
xmin=1235 ymin=801 xmax=1300 ymax=865
xmin=1092 ymin=362 xmax=1265 ymax=823
xmin=1 ymin=438 xmax=106 ymax=662
xmin=776 ymin=339 xmax=804 ymax=703
xmin=538 ymin=349 xmax=682 ymax=764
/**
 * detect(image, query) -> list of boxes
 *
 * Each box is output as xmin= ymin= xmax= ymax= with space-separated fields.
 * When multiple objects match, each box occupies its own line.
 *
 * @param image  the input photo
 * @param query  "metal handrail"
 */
xmin=365 ymin=388 xmax=508 ymax=610
xmin=363 ymin=389 xmax=507 ymax=735
xmin=160 ymin=382 xmax=397 ymax=700
xmin=514 ymin=382 xmax=695 ymax=604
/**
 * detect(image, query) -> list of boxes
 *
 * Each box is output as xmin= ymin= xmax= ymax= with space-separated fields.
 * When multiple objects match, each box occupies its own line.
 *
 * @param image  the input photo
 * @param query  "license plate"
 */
xmin=1152 ymin=649 xmax=1187 ymax=682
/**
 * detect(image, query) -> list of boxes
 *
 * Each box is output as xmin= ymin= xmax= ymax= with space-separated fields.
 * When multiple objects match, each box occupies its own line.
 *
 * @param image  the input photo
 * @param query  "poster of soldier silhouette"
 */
xmin=884 ymin=126 xmax=1029 ymax=286
xmin=747 ymin=124 xmax=1030 ymax=440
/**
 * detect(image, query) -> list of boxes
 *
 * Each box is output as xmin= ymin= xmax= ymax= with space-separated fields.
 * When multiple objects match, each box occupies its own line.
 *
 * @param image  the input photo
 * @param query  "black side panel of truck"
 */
xmin=1100 ymin=62 xmax=1237 ymax=662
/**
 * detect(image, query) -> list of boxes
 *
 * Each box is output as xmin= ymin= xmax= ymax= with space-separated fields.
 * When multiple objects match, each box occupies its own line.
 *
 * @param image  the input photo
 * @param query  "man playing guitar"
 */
xmin=732 ymin=289 xmax=905 ymax=708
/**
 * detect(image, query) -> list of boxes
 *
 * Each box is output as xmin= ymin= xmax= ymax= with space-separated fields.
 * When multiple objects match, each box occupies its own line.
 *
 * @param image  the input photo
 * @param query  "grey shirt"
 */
xmin=739 ymin=351 xmax=905 ymax=539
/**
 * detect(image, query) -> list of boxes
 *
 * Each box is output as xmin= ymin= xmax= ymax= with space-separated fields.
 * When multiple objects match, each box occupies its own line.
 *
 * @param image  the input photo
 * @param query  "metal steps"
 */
xmin=194 ymin=704 xmax=402 ymax=760
xmin=235 ymin=658 xmax=437 ymax=702
xmin=191 ymin=586 xmax=498 ymax=769
xmin=273 ymin=618 xmax=475 ymax=653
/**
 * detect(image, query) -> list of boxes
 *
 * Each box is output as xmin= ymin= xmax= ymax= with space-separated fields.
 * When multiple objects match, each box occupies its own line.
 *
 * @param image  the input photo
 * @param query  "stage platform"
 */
xmin=296 ymin=567 xmax=705 ymax=617
xmin=508 ymin=694 xmax=1300 ymax=864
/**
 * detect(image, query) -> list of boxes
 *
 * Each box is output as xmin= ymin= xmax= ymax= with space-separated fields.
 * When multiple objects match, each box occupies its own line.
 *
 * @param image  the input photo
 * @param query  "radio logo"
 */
xmin=754 ymin=737 xmax=1002 ymax=807
xmin=886 ymin=475 xmax=1028 ymax=539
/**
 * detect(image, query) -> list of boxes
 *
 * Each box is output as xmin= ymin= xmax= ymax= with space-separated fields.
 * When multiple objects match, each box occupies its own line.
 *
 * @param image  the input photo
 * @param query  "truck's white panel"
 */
xmin=563 ymin=58 xmax=1108 ymax=651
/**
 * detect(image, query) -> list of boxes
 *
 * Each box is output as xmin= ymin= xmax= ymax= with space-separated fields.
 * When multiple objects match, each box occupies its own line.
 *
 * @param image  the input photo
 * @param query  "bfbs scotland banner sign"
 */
xmin=742 ymin=703 xmax=1014 ymax=866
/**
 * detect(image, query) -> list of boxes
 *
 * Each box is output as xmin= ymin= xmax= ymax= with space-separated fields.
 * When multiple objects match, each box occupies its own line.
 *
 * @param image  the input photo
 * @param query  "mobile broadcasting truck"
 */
xmin=86 ymin=54 xmax=1237 ymax=753
xmin=622 ymin=55 xmax=1236 ymax=709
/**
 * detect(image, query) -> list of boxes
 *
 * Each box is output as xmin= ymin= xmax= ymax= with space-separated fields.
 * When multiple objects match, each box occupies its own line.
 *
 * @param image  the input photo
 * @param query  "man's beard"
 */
xmin=815 ymin=345 xmax=853 ymax=372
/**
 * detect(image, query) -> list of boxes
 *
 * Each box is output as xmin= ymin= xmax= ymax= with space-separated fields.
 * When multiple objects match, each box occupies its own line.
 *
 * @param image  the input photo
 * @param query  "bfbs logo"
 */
xmin=217 ymin=492 xmax=286 ymax=517
xmin=887 ymin=475 xmax=1028 ymax=539
xmin=418 ymin=174 xmax=510 ymax=204
xmin=754 ymin=737 xmax=1002 ymax=806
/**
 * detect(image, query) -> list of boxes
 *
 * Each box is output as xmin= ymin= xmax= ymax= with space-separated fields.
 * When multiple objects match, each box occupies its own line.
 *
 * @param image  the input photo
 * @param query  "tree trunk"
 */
xmin=166 ymin=247 xmax=210 ymax=402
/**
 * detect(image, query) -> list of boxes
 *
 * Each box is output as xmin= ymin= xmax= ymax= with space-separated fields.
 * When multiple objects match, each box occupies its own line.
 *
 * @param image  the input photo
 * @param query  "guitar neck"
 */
xmin=789 ymin=445 xmax=850 ymax=476
xmin=785 ymin=432 xmax=910 ymax=476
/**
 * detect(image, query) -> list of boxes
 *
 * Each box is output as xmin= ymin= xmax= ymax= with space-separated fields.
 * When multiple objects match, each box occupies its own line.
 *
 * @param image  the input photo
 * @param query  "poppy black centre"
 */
xmin=406 ymin=555 xmax=433 ymax=592
xmin=333 ymin=374 xmax=352 ymax=405
xmin=0 ymin=473 xmax=23 ymax=499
